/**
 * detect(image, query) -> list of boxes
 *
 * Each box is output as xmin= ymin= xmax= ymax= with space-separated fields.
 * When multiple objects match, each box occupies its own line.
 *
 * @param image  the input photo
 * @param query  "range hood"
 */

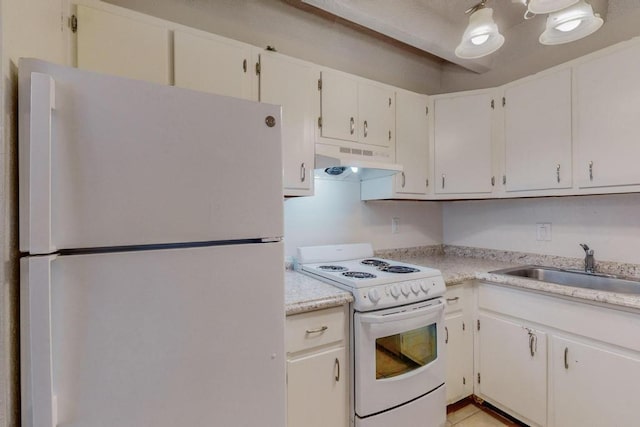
xmin=315 ymin=153 xmax=403 ymax=182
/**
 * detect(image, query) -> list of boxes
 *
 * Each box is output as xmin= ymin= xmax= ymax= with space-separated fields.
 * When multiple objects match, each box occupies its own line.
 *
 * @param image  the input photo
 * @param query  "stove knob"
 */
xmin=401 ymin=284 xmax=410 ymax=297
xmin=411 ymin=283 xmax=420 ymax=295
xmin=390 ymin=285 xmax=400 ymax=299
xmin=368 ymin=288 xmax=381 ymax=304
xmin=420 ymin=282 xmax=431 ymax=294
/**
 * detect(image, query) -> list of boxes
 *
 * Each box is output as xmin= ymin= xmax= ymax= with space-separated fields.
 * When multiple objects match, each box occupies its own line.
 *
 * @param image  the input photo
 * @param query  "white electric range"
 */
xmin=296 ymin=242 xmax=446 ymax=311
xmin=295 ymin=243 xmax=447 ymax=427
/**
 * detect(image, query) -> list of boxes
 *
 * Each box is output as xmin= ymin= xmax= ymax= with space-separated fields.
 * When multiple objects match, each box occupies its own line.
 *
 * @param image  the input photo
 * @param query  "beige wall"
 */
xmin=104 ymin=0 xmax=444 ymax=94
xmin=1 ymin=0 xmax=67 ymax=424
xmin=443 ymin=194 xmax=640 ymax=265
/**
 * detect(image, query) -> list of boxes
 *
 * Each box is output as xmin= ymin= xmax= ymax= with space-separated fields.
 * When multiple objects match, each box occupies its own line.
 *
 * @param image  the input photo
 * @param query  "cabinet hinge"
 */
xmin=255 ymin=62 xmax=261 ymax=75
xmin=477 ymin=319 xmax=481 ymax=331
xmin=502 ymin=96 xmax=506 ymax=107
xmin=69 ymin=14 xmax=78 ymax=33
xmin=490 ymin=99 xmax=495 ymax=109
xmin=318 ymin=78 xmax=322 ymax=91
xmin=477 ymin=373 xmax=481 ymax=384
xmin=318 ymin=117 xmax=322 ymax=128
xmin=463 ymin=377 xmax=466 ymax=385
xmin=503 ymin=175 xmax=507 ymax=185
xmin=462 ymin=322 xmax=466 ymax=331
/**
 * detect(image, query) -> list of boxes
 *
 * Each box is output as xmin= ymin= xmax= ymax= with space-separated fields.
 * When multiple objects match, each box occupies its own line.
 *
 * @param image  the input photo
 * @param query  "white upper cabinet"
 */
xmin=358 ymin=81 xmax=395 ymax=148
xmin=174 ymin=29 xmax=256 ymax=101
xmin=319 ymin=70 xmax=395 ymax=149
xmin=320 ymin=70 xmax=359 ymax=142
xmin=75 ymin=5 xmax=171 ymax=85
xmin=574 ymin=41 xmax=640 ymax=188
xmin=504 ymin=69 xmax=572 ymax=192
xmin=395 ymin=90 xmax=429 ymax=195
xmin=260 ymin=52 xmax=318 ymax=197
xmin=434 ymin=91 xmax=494 ymax=195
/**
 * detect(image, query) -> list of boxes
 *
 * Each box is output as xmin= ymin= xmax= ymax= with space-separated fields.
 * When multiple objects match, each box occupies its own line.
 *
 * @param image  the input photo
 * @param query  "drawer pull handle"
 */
xmin=446 ymin=297 xmax=460 ymax=303
xmin=334 ymin=358 xmax=340 ymax=382
xmin=305 ymin=326 xmax=328 ymax=334
xmin=564 ymin=347 xmax=569 ymax=369
xmin=445 ymin=326 xmax=449 ymax=344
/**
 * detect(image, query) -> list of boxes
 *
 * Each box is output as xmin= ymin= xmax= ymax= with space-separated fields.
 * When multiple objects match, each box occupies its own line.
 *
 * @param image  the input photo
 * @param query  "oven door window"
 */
xmin=375 ymin=323 xmax=437 ymax=379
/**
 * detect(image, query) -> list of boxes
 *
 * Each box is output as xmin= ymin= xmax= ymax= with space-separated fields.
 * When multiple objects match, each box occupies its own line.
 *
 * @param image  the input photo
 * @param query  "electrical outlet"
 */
xmin=536 ymin=223 xmax=552 ymax=241
xmin=392 ymin=217 xmax=400 ymax=234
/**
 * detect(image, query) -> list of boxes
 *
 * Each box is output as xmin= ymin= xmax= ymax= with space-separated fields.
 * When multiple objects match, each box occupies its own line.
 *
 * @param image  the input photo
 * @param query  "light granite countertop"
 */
xmin=383 ymin=246 xmax=640 ymax=312
xmin=285 ymin=271 xmax=353 ymax=315
xmin=285 ymin=245 xmax=640 ymax=315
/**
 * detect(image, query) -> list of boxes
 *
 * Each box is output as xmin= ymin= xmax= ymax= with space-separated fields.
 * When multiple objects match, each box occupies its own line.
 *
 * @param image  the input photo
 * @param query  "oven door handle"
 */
xmin=358 ymin=300 xmax=443 ymax=324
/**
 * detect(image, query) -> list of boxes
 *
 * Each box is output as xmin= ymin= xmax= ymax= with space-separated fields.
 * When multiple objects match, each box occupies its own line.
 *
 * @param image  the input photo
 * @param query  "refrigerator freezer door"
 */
xmin=19 ymin=59 xmax=283 ymax=254
xmin=21 ymin=242 xmax=285 ymax=427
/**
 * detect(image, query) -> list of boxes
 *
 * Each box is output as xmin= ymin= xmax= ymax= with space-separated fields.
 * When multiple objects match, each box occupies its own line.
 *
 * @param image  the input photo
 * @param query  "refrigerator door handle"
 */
xmin=21 ymin=255 xmax=58 ymax=427
xmin=28 ymin=73 xmax=55 ymax=254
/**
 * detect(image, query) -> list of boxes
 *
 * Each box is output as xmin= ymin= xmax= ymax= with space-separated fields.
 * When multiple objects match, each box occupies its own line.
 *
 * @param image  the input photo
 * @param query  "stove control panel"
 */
xmin=355 ymin=276 xmax=446 ymax=311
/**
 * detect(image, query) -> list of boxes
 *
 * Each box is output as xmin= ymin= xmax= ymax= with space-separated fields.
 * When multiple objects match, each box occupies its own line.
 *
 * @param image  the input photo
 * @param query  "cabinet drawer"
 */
xmin=287 ymin=306 xmax=346 ymax=353
xmin=444 ymin=286 xmax=464 ymax=314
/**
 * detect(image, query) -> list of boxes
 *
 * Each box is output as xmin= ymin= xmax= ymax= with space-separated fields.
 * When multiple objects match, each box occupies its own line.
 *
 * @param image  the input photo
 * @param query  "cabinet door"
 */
xmin=445 ymin=314 xmax=472 ymax=404
xmin=477 ymin=314 xmax=547 ymax=426
xmin=434 ymin=92 xmax=493 ymax=194
xmin=287 ymin=347 xmax=348 ymax=427
xmin=551 ymin=335 xmax=640 ymax=427
xmin=76 ymin=5 xmax=171 ymax=85
xmin=320 ymin=70 xmax=359 ymax=142
xmin=358 ymin=82 xmax=394 ymax=148
xmin=260 ymin=53 xmax=317 ymax=196
xmin=575 ymin=42 xmax=640 ymax=188
xmin=174 ymin=30 xmax=254 ymax=100
xmin=395 ymin=91 xmax=429 ymax=195
xmin=504 ymin=69 xmax=572 ymax=192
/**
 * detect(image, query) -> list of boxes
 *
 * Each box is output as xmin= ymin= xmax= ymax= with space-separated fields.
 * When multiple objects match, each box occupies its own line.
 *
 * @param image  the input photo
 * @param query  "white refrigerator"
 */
xmin=19 ymin=59 xmax=285 ymax=427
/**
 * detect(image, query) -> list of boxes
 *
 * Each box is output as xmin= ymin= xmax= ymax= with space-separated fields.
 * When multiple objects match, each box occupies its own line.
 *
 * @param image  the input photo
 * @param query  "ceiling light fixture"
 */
xmin=455 ymin=0 xmax=603 ymax=59
xmin=539 ymin=0 xmax=603 ymax=45
xmin=455 ymin=1 xmax=505 ymax=59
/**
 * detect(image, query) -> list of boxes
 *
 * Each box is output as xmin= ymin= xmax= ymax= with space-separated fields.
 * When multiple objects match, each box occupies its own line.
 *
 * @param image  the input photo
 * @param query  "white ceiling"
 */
xmin=295 ymin=0 xmax=609 ymax=73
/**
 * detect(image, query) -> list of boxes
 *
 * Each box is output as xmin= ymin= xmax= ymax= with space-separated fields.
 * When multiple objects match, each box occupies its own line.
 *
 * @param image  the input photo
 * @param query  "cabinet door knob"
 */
xmin=350 ymin=117 xmax=355 ymax=135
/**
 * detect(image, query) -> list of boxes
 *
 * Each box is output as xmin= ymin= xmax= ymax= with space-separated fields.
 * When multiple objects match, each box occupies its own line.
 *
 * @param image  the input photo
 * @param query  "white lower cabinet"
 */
xmin=476 ymin=313 xmax=547 ymax=426
xmin=550 ymin=335 xmax=640 ymax=427
xmin=286 ymin=306 xmax=348 ymax=427
xmin=476 ymin=283 xmax=640 ymax=427
xmin=444 ymin=285 xmax=473 ymax=404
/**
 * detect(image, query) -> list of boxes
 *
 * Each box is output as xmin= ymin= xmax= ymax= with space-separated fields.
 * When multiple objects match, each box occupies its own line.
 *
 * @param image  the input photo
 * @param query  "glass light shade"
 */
xmin=527 ymin=0 xmax=579 ymax=14
xmin=455 ymin=8 xmax=505 ymax=59
xmin=539 ymin=0 xmax=603 ymax=45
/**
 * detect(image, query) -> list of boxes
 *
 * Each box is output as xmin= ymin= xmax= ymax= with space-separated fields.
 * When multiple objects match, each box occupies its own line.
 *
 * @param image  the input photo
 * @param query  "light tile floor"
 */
xmin=447 ymin=401 xmax=520 ymax=427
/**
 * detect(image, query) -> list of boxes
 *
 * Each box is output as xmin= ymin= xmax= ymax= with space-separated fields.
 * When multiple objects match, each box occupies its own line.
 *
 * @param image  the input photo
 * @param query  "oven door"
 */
xmin=354 ymin=298 xmax=445 ymax=417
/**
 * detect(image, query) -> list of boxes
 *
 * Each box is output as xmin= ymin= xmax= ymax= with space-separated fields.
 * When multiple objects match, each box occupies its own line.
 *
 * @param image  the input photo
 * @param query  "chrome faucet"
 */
xmin=579 ymin=244 xmax=595 ymax=273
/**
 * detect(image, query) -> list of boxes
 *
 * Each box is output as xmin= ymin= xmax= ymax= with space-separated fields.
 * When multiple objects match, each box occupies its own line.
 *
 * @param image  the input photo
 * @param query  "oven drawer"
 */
xmin=286 ymin=306 xmax=346 ymax=353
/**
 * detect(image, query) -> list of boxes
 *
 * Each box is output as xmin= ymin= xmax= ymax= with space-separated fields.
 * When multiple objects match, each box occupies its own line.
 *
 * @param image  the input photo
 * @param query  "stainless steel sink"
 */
xmin=489 ymin=265 xmax=640 ymax=295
